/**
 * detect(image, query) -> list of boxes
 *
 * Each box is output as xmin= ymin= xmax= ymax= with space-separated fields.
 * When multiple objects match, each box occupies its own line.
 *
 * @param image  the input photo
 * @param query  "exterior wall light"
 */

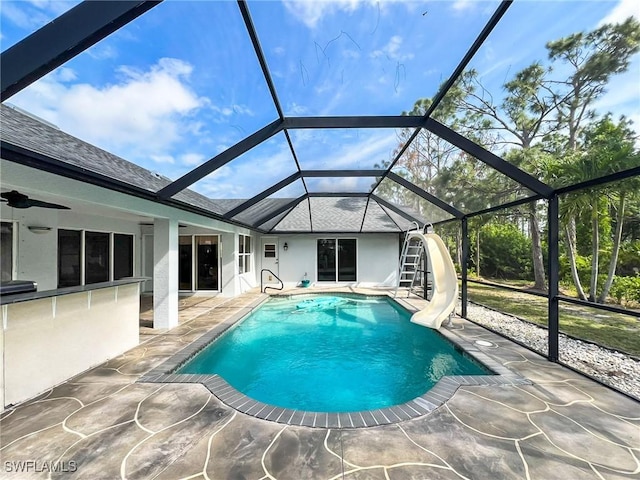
xmin=27 ymin=226 xmax=52 ymax=234
xmin=283 ymin=242 xmax=288 ymax=251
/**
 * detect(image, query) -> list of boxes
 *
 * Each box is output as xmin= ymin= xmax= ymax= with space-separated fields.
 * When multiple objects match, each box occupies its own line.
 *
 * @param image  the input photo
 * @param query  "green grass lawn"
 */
xmin=466 ymin=282 xmax=640 ymax=357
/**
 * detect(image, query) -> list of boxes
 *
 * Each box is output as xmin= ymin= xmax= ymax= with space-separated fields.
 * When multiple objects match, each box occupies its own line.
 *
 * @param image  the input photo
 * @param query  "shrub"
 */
xmin=474 ymin=223 xmax=532 ymax=280
xmin=559 ymin=253 xmax=591 ymax=286
xmin=617 ymin=240 xmax=640 ymax=277
xmin=610 ymin=275 xmax=640 ymax=305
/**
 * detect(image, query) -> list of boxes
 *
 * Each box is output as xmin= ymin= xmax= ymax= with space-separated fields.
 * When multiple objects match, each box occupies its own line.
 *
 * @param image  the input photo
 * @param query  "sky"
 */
xmin=1 ymin=0 xmax=639 ymax=202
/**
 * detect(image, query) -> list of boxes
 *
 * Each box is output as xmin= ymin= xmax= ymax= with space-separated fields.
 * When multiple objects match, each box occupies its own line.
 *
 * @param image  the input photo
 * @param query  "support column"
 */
xmin=153 ymin=218 xmax=179 ymax=329
xmin=461 ymin=217 xmax=469 ymax=318
xmin=548 ymin=196 xmax=559 ymax=361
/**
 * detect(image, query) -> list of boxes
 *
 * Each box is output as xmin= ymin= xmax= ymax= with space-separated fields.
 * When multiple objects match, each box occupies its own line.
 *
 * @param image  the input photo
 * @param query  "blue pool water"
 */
xmin=178 ymin=295 xmax=491 ymax=412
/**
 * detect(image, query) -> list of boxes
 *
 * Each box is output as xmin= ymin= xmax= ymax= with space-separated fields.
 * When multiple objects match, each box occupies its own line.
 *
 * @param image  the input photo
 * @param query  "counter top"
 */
xmin=0 ymin=277 xmax=148 ymax=305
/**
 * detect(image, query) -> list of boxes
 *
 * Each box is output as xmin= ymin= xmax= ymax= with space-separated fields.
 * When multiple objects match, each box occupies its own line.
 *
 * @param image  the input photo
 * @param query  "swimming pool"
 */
xmin=177 ymin=294 xmax=492 ymax=412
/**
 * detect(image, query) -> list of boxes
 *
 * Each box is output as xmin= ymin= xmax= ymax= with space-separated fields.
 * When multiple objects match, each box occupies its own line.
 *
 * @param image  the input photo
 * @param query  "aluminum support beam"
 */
xmin=548 ymin=195 xmax=560 ymax=362
xmin=223 ymin=172 xmax=301 ymax=219
xmin=253 ymin=195 xmax=308 ymax=228
xmin=424 ymin=0 xmax=512 ymax=118
xmin=307 ymin=192 xmax=368 ymax=198
xmin=237 ymin=0 xmax=284 ymax=119
xmin=301 ymin=170 xmax=386 ymax=178
xmin=424 ymin=119 xmax=553 ymax=198
xmin=1 ymin=1 xmax=161 ymax=101
xmin=387 ymin=172 xmax=463 ymax=218
xmin=283 ymin=116 xmax=426 ymax=129
xmin=466 ymin=194 xmax=543 ymax=219
xmin=371 ymin=194 xmax=423 ymax=225
xmin=157 ymin=119 xmax=283 ymax=199
xmin=461 ymin=217 xmax=469 ymax=318
xmin=555 ymin=165 xmax=640 ymax=196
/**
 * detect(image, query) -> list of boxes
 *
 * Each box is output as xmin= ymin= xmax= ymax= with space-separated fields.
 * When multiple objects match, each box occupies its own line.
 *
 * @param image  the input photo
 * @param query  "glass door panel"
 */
xmin=196 ymin=236 xmax=218 ymax=291
xmin=317 ymin=239 xmax=336 ymax=281
xmin=179 ymin=236 xmax=193 ymax=290
xmin=338 ymin=239 xmax=357 ymax=282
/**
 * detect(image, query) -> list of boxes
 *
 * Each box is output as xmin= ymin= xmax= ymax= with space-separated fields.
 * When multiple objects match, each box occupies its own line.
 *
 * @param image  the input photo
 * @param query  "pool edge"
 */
xmin=138 ymin=292 xmax=530 ymax=429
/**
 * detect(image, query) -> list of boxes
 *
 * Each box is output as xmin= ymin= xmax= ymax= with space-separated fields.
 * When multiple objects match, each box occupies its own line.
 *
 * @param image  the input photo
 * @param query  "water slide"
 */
xmin=408 ymin=232 xmax=458 ymax=329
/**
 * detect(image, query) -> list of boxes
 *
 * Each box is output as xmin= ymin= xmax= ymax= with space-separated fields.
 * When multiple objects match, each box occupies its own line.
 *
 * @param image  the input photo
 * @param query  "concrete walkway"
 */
xmin=1 ymin=289 xmax=638 ymax=479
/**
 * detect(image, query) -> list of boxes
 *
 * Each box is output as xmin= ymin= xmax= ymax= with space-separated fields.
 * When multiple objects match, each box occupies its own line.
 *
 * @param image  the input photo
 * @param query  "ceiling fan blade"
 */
xmin=1 ymin=190 xmax=70 ymax=209
xmin=26 ymin=199 xmax=70 ymax=210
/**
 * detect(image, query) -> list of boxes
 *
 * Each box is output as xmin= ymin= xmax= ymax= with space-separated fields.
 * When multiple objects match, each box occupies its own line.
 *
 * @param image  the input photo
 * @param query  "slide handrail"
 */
xmin=260 ymin=269 xmax=284 ymax=293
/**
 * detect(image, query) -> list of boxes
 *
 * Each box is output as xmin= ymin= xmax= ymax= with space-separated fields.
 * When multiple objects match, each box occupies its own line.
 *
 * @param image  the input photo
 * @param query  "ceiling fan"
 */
xmin=1 ymin=190 xmax=70 ymax=210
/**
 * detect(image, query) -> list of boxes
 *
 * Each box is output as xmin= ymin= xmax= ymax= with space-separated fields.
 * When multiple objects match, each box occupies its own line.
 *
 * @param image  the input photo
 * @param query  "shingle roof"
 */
xmin=1 ymin=104 xmax=423 ymax=233
xmin=0 ymin=105 xmax=227 ymax=215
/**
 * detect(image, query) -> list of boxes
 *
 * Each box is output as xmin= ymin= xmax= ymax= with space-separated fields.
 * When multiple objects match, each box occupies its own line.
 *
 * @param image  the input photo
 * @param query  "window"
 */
xmin=1 ymin=222 xmax=14 ymax=282
xmin=85 ymin=231 xmax=110 ymax=284
xmin=317 ymin=238 xmax=357 ymax=282
xmin=114 ymin=234 xmax=134 ymax=280
xmin=239 ymin=234 xmax=252 ymax=274
xmin=58 ymin=229 xmax=82 ymax=287
xmin=58 ymin=230 xmax=134 ymax=287
xmin=264 ymin=244 xmax=276 ymax=258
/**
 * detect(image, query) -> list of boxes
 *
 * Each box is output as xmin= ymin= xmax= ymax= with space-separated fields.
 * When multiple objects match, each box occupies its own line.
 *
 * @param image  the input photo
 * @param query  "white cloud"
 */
xmin=211 ymin=103 xmax=254 ymax=119
xmin=282 ymin=0 xmax=360 ymax=28
xmin=195 ymin=141 xmax=298 ymax=198
xmin=1 ymin=0 xmax=77 ymax=30
xmin=11 ymin=57 xmax=208 ymax=165
xmin=599 ymin=0 xmax=639 ymax=26
xmin=273 ymin=46 xmax=286 ymax=56
xmin=293 ymin=129 xmax=397 ymax=169
xmin=86 ymin=44 xmax=118 ymax=61
xmin=371 ymin=36 xmax=414 ymax=62
xmin=181 ymin=153 xmax=206 ymax=166
xmin=287 ymin=102 xmax=309 ymax=115
xmin=150 ymin=154 xmax=175 ymax=164
xmin=451 ymin=0 xmax=476 ymax=13
xmin=342 ymin=49 xmax=361 ymax=60
xmin=313 ymin=177 xmax=360 ymax=192
xmin=1 ymin=2 xmax=50 ymax=29
xmin=282 ymin=0 xmax=423 ymax=27
xmin=56 ymin=67 xmax=77 ymax=82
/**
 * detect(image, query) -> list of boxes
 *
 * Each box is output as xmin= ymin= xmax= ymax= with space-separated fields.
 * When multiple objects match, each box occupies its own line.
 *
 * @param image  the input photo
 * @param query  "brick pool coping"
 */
xmin=138 ymin=292 xmax=530 ymax=428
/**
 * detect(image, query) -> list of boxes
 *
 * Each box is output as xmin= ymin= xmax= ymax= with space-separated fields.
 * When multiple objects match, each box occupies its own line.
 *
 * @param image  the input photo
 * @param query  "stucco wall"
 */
xmin=2 ymin=283 xmax=140 ymax=409
xmin=261 ymin=233 xmax=399 ymax=288
xmin=0 ymin=206 xmax=143 ymax=292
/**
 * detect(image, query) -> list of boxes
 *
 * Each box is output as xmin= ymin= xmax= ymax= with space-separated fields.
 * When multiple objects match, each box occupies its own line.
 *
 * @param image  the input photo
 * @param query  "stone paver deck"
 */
xmin=1 ymin=288 xmax=638 ymax=479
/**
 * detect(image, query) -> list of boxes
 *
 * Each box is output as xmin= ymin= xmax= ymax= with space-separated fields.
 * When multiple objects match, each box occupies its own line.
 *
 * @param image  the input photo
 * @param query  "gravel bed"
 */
xmin=465 ymin=302 xmax=640 ymax=401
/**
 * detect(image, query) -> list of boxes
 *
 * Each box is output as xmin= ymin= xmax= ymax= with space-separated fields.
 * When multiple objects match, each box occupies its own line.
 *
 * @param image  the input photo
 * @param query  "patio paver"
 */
xmin=1 ymin=288 xmax=638 ymax=479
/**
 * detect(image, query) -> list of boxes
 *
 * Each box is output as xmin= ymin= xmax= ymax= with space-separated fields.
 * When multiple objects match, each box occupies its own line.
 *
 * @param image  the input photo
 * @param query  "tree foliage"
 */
xmin=382 ymin=16 xmax=640 ymax=305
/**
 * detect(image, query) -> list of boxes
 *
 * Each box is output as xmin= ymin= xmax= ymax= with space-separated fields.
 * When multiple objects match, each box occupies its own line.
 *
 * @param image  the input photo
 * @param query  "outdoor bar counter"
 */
xmin=0 ymin=278 xmax=146 ymax=410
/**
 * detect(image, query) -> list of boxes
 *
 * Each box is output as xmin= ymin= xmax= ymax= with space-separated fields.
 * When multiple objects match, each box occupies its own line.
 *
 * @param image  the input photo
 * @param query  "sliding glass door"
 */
xmin=179 ymin=235 xmax=219 ymax=291
xmin=317 ymin=238 xmax=357 ymax=282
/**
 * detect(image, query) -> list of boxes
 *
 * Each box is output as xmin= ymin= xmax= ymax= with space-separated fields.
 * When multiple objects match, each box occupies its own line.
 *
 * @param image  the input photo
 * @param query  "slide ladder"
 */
xmin=394 ymin=230 xmax=426 ymax=298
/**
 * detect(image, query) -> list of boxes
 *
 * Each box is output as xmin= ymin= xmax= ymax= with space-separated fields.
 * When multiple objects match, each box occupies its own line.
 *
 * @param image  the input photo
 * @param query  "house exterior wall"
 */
xmin=0 ymin=207 xmax=142 ymax=292
xmin=2 ymin=282 xmax=140 ymax=409
xmin=261 ymin=233 xmax=399 ymax=288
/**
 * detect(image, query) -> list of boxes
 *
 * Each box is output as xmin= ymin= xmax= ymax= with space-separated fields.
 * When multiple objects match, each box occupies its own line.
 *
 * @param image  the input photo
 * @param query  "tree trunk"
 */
xmin=598 ymin=193 xmax=626 ymax=303
xmin=565 ymin=217 xmax=588 ymax=300
xmin=589 ymin=199 xmax=599 ymax=302
xmin=529 ymin=202 xmax=547 ymax=291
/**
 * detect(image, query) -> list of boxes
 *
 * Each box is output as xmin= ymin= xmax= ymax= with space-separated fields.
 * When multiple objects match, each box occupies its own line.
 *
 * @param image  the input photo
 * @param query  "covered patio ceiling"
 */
xmin=0 ymin=0 xmax=637 ymax=233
